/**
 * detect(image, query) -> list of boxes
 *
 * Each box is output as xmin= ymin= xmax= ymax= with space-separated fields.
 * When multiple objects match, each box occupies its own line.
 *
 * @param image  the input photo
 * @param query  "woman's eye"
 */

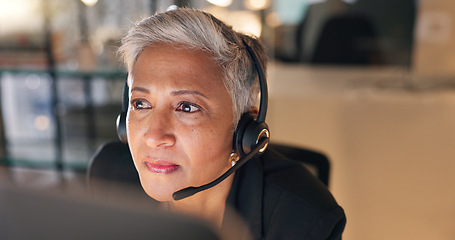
xmin=176 ymin=102 xmax=200 ymax=113
xmin=131 ymin=99 xmax=151 ymax=110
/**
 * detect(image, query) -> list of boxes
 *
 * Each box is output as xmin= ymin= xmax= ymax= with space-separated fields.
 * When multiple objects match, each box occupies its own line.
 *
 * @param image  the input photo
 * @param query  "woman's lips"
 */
xmin=145 ymin=161 xmax=180 ymax=174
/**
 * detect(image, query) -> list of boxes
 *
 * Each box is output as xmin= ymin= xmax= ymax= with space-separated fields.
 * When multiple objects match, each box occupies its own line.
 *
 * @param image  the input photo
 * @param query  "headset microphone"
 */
xmin=172 ymin=138 xmax=268 ymax=200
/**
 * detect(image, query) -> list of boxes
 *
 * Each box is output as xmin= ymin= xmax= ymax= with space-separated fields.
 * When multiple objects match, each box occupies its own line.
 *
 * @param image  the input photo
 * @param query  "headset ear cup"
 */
xmin=233 ymin=112 xmax=270 ymax=157
xmin=233 ymin=113 xmax=254 ymax=157
xmin=243 ymin=121 xmax=269 ymax=155
xmin=116 ymin=112 xmax=127 ymax=143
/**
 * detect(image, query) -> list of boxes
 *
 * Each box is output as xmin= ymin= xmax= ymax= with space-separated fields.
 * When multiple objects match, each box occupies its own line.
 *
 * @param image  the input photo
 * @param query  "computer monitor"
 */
xmin=0 ymin=183 xmax=220 ymax=240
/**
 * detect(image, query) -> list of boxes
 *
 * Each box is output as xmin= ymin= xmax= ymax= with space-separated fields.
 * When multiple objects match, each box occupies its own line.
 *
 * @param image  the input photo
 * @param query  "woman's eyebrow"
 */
xmin=171 ymin=90 xmax=208 ymax=99
xmin=130 ymin=87 xmax=208 ymax=99
xmin=130 ymin=86 xmax=150 ymax=93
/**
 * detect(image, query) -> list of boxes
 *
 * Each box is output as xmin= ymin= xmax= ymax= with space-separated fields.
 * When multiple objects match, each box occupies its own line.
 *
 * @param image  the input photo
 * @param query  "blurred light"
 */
xmin=167 ymin=5 xmax=178 ymax=11
xmin=0 ymin=0 xmax=40 ymax=34
xmin=245 ymin=0 xmax=269 ymax=10
xmin=34 ymin=115 xmax=50 ymax=131
xmin=342 ymin=0 xmax=357 ymax=4
xmin=238 ymin=13 xmax=262 ymax=37
xmin=275 ymin=0 xmax=314 ymax=25
xmin=66 ymin=59 xmax=79 ymax=71
xmin=207 ymin=0 xmax=232 ymax=7
xmin=205 ymin=7 xmax=262 ymax=37
xmin=266 ymin=12 xmax=281 ymax=27
xmin=25 ymin=74 xmax=41 ymax=90
xmin=81 ymin=0 xmax=98 ymax=7
xmin=0 ymin=1 xmax=23 ymax=16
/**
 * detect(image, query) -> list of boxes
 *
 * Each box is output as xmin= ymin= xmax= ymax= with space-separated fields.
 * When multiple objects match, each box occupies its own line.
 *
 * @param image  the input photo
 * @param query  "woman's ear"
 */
xmin=248 ymin=107 xmax=259 ymax=115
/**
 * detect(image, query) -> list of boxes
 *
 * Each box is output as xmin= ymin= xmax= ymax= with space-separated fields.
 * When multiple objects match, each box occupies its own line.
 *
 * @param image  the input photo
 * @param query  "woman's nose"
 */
xmin=143 ymin=111 xmax=176 ymax=149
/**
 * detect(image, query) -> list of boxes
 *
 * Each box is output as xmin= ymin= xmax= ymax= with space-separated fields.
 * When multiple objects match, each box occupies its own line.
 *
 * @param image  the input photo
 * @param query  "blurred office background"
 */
xmin=1 ymin=0 xmax=454 ymax=239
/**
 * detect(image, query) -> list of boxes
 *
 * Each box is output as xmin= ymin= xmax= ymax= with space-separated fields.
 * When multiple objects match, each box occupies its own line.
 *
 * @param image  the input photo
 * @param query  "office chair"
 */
xmin=86 ymin=141 xmax=331 ymax=196
xmin=269 ymin=143 xmax=330 ymax=186
xmin=86 ymin=141 xmax=144 ymax=202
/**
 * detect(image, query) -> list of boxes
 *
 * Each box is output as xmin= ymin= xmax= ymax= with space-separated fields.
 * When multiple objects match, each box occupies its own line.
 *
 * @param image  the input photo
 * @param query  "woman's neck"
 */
xmin=166 ymin=174 xmax=235 ymax=227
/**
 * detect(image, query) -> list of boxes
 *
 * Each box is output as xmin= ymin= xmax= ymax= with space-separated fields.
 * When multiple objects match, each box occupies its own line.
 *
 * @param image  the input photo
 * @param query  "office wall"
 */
xmin=413 ymin=0 xmax=455 ymax=76
xmin=267 ymin=63 xmax=455 ymax=240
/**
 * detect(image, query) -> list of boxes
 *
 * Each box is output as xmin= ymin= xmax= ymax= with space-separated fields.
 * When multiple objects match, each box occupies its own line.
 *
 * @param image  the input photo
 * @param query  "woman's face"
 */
xmin=127 ymin=43 xmax=234 ymax=201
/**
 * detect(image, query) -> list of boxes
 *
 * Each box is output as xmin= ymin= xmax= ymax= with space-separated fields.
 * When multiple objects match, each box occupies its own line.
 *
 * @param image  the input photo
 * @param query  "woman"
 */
xmin=118 ymin=8 xmax=345 ymax=239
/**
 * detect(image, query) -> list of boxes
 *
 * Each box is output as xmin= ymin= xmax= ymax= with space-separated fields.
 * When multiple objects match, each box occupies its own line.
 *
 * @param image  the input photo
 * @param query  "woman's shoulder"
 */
xmin=261 ymin=147 xmax=336 ymax=209
xmin=260 ymin=147 xmax=346 ymax=239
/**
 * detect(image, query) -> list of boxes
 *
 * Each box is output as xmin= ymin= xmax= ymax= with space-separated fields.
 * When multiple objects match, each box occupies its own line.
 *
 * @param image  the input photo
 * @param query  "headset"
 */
xmin=116 ymin=39 xmax=270 ymax=200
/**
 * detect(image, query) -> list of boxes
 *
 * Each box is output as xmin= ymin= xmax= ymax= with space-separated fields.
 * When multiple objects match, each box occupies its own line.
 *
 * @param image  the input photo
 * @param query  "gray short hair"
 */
xmin=118 ymin=8 xmax=267 ymax=128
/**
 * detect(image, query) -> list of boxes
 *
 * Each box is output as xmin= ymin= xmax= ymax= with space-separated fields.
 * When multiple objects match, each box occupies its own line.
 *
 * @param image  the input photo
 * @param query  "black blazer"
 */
xmin=224 ymin=148 xmax=346 ymax=240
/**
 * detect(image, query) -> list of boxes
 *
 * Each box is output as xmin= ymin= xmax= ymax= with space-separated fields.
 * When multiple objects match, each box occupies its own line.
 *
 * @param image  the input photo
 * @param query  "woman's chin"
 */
xmin=139 ymin=181 xmax=178 ymax=202
xmin=147 ymin=192 xmax=172 ymax=202
xmin=142 ymin=188 xmax=174 ymax=202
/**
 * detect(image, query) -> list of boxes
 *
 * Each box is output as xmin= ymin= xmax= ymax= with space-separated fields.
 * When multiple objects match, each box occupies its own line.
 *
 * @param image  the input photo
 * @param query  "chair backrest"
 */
xmin=86 ymin=141 xmax=331 ymax=193
xmin=268 ymin=143 xmax=330 ymax=186
xmin=87 ymin=141 xmax=138 ymax=185
xmin=86 ymin=141 xmax=143 ymax=201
